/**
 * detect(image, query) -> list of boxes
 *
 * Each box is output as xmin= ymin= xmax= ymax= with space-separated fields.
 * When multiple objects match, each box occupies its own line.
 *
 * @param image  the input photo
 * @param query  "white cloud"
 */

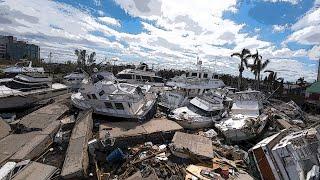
xmin=0 ymin=0 xmax=317 ymax=82
xmin=98 ymin=16 xmax=121 ymax=27
xmin=308 ymin=45 xmax=320 ymax=60
xmin=272 ymin=24 xmax=289 ymax=33
xmin=263 ymin=0 xmax=301 ymax=5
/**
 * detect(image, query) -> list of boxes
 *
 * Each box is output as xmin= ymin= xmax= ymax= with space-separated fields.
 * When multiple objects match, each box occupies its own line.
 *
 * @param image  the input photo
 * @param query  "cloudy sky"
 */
xmin=0 ymin=0 xmax=319 ymax=82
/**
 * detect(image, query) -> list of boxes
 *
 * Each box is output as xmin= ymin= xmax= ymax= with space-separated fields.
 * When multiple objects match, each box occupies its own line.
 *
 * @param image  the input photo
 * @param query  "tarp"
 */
xmin=306 ymin=82 xmax=320 ymax=93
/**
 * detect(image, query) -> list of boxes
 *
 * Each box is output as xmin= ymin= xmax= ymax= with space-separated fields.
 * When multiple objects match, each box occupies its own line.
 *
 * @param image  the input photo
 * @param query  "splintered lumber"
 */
xmin=171 ymin=132 xmax=213 ymax=159
xmin=12 ymin=161 xmax=58 ymax=180
xmin=60 ymin=109 xmax=93 ymax=179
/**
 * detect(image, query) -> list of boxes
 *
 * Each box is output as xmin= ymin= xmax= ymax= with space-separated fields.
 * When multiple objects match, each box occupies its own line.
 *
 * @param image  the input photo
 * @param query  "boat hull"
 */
xmin=71 ymin=93 xmax=157 ymax=121
xmin=174 ymin=119 xmax=214 ymax=129
xmin=0 ymin=87 xmax=69 ymax=110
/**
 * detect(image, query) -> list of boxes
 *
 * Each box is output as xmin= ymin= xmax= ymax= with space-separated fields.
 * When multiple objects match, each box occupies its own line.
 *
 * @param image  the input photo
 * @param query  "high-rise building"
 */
xmin=0 ymin=35 xmax=40 ymax=61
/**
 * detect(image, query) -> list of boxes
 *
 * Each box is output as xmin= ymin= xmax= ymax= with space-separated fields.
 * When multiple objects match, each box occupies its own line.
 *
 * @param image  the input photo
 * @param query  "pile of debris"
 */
xmin=267 ymin=100 xmax=307 ymax=130
xmin=91 ymin=131 xmax=253 ymax=180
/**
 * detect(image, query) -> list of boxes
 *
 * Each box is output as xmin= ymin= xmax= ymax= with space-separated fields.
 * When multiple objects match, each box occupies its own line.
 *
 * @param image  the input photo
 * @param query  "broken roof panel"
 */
xmin=171 ymin=132 xmax=213 ymax=159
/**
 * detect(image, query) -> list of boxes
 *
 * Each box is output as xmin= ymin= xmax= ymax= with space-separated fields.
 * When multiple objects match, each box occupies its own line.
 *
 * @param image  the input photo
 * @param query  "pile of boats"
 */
xmin=0 ymin=61 xmax=270 ymax=142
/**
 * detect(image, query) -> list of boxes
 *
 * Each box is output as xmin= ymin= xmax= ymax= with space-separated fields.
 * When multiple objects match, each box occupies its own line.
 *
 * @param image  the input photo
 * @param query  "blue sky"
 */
xmin=0 ymin=0 xmax=319 ymax=82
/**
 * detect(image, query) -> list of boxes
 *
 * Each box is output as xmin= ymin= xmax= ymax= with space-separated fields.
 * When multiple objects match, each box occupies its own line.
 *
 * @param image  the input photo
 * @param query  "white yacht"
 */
xmin=71 ymin=72 xmax=157 ymax=121
xmin=63 ymin=70 xmax=87 ymax=91
xmin=215 ymin=90 xmax=268 ymax=142
xmin=168 ymin=91 xmax=226 ymax=129
xmin=116 ymin=63 xmax=164 ymax=87
xmin=2 ymin=60 xmax=44 ymax=76
xmin=0 ymin=73 xmax=69 ymax=109
xmin=159 ymin=68 xmax=225 ymax=111
xmin=166 ymin=70 xmax=225 ymax=96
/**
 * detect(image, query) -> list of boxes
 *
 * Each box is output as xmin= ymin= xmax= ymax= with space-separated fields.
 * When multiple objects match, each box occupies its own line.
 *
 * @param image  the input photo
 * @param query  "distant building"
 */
xmin=0 ymin=35 xmax=40 ymax=61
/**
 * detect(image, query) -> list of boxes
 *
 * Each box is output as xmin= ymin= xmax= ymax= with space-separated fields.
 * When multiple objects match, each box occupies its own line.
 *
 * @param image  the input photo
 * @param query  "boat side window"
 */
xmin=118 ymin=74 xmax=132 ymax=79
xmin=203 ymin=73 xmax=208 ymax=78
xmin=115 ymin=103 xmax=124 ymax=110
xmin=92 ymin=94 xmax=97 ymax=99
xmin=142 ymin=76 xmax=152 ymax=82
xmin=87 ymin=94 xmax=91 ymax=99
xmin=128 ymin=103 xmax=131 ymax=108
xmin=99 ymin=90 xmax=105 ymax=96
xmin=136 ymin=75 xmax=142 ymax=81
xmin=104 ymin=102 xmax=113 ymax=109
xmin=191 ymin=73 xmax=197 ymax=77
xmin=154 ymin=77 xmax=163 ymax=83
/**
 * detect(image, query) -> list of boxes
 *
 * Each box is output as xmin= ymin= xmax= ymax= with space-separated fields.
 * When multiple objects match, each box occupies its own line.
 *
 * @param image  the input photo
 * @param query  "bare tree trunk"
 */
xmin=239 ymin=71 xmax=242 ymax=91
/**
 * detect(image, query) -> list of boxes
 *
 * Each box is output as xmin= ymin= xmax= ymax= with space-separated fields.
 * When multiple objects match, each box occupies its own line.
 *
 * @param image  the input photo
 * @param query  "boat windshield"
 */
xmin=187 ymin=103 xmax=220 ymax=117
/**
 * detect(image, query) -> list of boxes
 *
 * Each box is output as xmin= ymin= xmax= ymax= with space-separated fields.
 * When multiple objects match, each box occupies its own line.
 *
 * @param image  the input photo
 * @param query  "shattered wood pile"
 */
xmin=96 ymin=131 xmax=254 ymax=179
xmin=60 ymin=109 xmax=93 ymax=179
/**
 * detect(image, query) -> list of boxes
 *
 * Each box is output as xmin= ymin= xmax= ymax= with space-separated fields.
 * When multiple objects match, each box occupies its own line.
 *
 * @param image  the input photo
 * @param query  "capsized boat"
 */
xmin=71 ymin=72 xmax=157 ymax=121
xmin=168 ymin=91 xmax=226 ymax=129
xmin=215 ymin=90 xmax=268 ymax=142
xmin=0 ymin=73 xmax=69 ymax=109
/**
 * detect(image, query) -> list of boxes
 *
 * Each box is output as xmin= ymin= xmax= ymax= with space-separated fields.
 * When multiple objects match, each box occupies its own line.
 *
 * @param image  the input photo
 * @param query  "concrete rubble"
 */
xmin=11 ymin=161 xmax=58 ymax=180
xmin=60 ymin=109 xmax=93 ymax=179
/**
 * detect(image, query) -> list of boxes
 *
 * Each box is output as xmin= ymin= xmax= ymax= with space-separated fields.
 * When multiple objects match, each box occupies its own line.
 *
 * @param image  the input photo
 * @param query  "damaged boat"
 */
xmin=71 ymin=71 xmax=157 ymax=121
xmin=168 ymin=91 xmax=226 ymax=129
xmin=215 ymin=90 xmax=268 ymax=142
xmin=0 ymin=73 xmax=68 ymax=110
xmin=63 ymin=69 xmax=87 ymax=91
xmin=159 ymin=59 xmax=225 ymax=111
xmin=116 ymin=62 xmax=165 ymax=88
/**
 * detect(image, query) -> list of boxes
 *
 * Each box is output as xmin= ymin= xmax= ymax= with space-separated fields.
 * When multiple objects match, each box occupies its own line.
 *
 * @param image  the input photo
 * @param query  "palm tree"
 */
xmin=88 ymin=52 xmax=96 ymax=65
xmin=248 ymin=50 xmax=270 ymax=90
xmin=231 ymin=49 xmax=251 ymax=90
xmin=296 ymin=77 xmax=306 ymax=87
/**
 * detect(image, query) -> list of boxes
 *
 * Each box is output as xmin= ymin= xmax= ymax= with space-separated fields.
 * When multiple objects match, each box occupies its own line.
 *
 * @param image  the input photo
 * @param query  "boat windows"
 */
xmin=104 ymin=102 xmax=113 ymax=109
xmin=92 ymin=94 xmax=97 ymax=99
xmin=117 ymin=74 xmax=132 ymax=79
xmin=142 ymin=76 xmax=152 ymax=81
xmin=191 ymin=73 xmax=197 ymax=77
xmin=136 ymin=75 xmax=142 ymax=80
xmin=203 ymin=73 xmax=208 ymax=78
xmin=154 ymin=77 xmax=164 ymax=83
xmin=99 ymin=90 xmax=105 ymax=96
xmin=87 ymin=94 xmax=91 ymax=99
xmin=115 ymin=103 xmax=124 ymax=110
